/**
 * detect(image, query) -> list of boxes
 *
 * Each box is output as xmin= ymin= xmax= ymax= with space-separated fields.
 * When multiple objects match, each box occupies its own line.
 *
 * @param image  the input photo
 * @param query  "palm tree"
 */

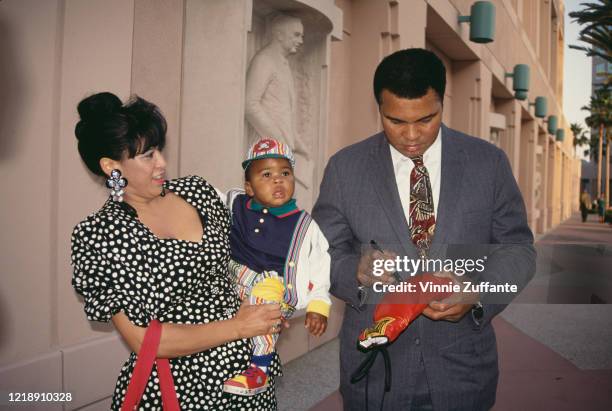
xmin=569 ymin=1 xmax=612 ymax=64
xmin=571 ymin=122 xmax=591 ymax=156
xmin=582 ymin=87 xmax=612 ymax=199
xmin=585 ymin=131 xmax=600 ymax=159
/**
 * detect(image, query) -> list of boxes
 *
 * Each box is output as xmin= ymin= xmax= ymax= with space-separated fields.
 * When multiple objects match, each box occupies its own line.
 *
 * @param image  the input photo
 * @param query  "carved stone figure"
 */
xmin=245 ymin=14 xmax=309 ymax=163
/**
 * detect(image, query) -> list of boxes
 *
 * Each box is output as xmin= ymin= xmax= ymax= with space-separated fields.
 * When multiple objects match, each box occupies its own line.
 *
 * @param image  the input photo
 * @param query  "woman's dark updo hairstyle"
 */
xmin=74 ymin=92 xmax=167 ymax=176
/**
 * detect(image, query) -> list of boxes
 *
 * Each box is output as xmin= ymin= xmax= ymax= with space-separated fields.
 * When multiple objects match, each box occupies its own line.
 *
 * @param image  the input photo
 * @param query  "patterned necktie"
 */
xmin=409 ymin=156 xmax=435 ymax=257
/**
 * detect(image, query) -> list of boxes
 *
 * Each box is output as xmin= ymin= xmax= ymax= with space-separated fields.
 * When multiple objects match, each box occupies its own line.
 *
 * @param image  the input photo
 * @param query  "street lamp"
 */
xmin=505 ymin=64 xmax=530 ymax=100
xmin=546 ymin=115 xmax=558 ymax=135
xmin=458 ymin=1 xmax=496 ymax=43
xmin=556 ymin=128 xmax=565 ymax=142
xmin=529 ymin=96 xmax=547 ymax=118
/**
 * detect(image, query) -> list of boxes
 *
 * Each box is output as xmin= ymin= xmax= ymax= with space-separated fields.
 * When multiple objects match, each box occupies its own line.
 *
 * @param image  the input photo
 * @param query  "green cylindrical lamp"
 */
xmin=458 ymin=1 xmax=496 ymax=43
xmin=506 ymin=64 xmax=530 ymax=100
xmin=512 ymin=64 xmax=530 ymax=92
xmin=534 ymin=96 xmax=547 ymax=118
xmin=556 ymin=129 xmax=565 ymax=142
xmin=547 ymin=115 xmax=558 ymax=135
xmin=515 ymin=90 xmax=528 ymax=101
xmin=529 ymin=96 xmax=547 ymax=118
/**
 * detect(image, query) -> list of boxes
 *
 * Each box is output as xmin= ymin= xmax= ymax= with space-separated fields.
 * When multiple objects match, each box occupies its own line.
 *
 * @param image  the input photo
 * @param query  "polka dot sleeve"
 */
xmin=186 ymin=175 xmax=231 ymax=234
xmin=71 ymin=221 xmax=149 ymax=324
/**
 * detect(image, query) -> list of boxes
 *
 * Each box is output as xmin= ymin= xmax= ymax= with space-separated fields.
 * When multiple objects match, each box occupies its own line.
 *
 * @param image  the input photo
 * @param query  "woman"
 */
xmin=71 ymin=92 xmax=282 ymax=410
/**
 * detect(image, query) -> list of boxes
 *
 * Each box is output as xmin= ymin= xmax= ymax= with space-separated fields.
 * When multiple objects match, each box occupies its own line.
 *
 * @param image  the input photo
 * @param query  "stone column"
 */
xmin=181 ymin=0 xmax=252 ymax=190
xmin=546 ymin=137 xmax=555 ymax=230
xmin=519 ymin=119 xmax=537 ymax=230
xmin=538 ymin=130 xmax=549 ymax=233
xmin=496 ymin=98 xmax=522 ymax=179
xmin=551 ymin=143 xmax=562 ymax=226
xmin=451 ymin=60 xmax=492 ymax=139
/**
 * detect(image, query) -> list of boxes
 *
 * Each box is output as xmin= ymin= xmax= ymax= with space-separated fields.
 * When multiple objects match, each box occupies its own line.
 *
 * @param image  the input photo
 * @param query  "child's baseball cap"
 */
xmin=242 ymin=137 xmax=296 ymax=170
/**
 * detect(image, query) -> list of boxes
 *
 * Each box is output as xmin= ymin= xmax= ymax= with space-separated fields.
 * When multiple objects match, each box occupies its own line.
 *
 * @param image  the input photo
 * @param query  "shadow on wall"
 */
xmin=0 ymin=290 xmax=14 ymax=356
xmin=0 ymin=13 xmax=25 ymax=160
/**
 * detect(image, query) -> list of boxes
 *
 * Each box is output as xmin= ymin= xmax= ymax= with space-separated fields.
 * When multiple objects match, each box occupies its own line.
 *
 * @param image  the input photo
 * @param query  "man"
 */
xmin=312 ymin=49 xmax=536 ymax=410
xmin=580 ymin=188 xmax=591 ymax=222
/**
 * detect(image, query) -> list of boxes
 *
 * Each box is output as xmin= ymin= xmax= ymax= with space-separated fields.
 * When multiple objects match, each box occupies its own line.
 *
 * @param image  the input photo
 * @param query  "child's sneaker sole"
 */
xmin=223 ymin=383 xmax=269 ymax=396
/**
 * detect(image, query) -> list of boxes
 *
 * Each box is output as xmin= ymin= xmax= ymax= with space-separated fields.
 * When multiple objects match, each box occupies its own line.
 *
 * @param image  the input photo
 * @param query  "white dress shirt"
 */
xmin=389 ymin=128 xmax=442 ymax=225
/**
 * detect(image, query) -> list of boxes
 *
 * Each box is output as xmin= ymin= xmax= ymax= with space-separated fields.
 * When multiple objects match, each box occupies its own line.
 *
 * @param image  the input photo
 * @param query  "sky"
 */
xmin=562 ymin=0 xmax=594 ymax=132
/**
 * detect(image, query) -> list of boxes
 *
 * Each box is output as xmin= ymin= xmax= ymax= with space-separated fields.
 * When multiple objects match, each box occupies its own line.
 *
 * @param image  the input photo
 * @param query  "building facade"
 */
xmin=0 ymin=1 xmax=580 ymax=409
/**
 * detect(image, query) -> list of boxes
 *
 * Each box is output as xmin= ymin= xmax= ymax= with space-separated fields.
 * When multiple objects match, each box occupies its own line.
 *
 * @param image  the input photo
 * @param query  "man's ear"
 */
xmin=244 ymin=181 xmax=255 ymax=197
xmin=99 ymin=157 xmax=120 ymax=177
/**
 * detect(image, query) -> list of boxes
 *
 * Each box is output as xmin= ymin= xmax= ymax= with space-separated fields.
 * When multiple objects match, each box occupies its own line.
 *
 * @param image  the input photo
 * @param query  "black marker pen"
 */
xmin=370 ymin=240 xmax=403 ymax=283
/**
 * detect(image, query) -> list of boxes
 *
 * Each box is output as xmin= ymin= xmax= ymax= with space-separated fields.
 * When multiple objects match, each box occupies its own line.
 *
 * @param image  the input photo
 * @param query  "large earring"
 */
xmin=106 ymin=169 xmax=128 ymax=202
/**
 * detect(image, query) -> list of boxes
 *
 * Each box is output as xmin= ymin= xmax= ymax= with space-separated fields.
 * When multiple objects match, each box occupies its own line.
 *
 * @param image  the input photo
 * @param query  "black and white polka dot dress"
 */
xmin=71 ymin=176 xmax=280 ymax=410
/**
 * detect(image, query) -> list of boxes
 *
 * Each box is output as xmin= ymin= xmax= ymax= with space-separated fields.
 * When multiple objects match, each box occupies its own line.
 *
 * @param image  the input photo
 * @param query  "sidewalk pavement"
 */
xmin=290 ymin=212 xmax=612 ymax=411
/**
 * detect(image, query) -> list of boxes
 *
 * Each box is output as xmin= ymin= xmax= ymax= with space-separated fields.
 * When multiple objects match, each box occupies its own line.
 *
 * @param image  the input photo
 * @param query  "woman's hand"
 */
xmin=113 ymin=302 xmax=281 ymax=359
xmin=232 ymin=301 xmax=282 ymax=339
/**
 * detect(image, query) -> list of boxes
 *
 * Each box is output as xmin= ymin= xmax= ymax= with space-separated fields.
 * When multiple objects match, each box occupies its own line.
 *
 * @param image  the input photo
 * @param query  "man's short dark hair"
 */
xmin=373 ymin=48 xmax=446 ymax=104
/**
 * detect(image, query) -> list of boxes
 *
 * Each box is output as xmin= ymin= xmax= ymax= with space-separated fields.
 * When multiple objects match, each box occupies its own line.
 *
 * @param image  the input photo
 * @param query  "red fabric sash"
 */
xmin=121 ymin=320 xmax=180 ymax=411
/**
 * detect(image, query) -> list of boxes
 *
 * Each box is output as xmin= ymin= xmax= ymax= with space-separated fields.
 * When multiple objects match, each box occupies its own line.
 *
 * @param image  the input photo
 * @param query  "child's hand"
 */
xmin=305 ymin=312 xmax=327 ymax=337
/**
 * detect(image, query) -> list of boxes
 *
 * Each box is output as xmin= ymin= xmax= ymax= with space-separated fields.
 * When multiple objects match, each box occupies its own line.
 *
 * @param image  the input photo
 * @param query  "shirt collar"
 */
xmin=389 ymin=126 xmax=442 ymax=166
xmin=247 ymin=197 xmax=300 ymax=218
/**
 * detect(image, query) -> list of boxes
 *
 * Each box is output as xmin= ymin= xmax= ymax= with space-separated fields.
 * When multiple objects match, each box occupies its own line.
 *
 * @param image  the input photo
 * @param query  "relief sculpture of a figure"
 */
xmin=245 ymin=14 xmax=312 ymax=191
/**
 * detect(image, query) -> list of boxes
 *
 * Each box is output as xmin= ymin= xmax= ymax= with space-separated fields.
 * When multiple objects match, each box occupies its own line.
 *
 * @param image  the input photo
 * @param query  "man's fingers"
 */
xmin=423 ymin=303 xmax=471 ymax=322
xmin=358 ymin=271 xmax=396 ymax=286
xmin=423 ymin=306 xmax=457 ymax=321
xmin=379 ymin=273 xmax=397 ymax=284
xmin=433 ymin=271 xmax=454 ymax=279
xmin=357 ymin=272 xmax=374 ymax=287
xmin=357 ymin=249 xmax=400 ymax=284
xmin=428 ymin=301 xmax=452 ymax=312
xmin=371 ymin=250 xmax=385 ymax=260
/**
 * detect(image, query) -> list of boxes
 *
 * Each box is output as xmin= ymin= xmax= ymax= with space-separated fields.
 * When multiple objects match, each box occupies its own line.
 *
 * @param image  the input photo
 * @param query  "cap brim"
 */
xmin=242 ymin=154 xmax=294 ymax=169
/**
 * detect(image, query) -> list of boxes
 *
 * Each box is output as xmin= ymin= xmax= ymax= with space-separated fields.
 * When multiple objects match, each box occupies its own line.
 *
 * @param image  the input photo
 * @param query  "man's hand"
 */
xmin=305 ymin=312 xmax=327 ymax=337
xmin=356 ymin=248 xmax=398 ymax=287
xmin=422 ymin=302 xmax=475 ymax=322
xmin=422 ymin=272 xmax=479 ymax=322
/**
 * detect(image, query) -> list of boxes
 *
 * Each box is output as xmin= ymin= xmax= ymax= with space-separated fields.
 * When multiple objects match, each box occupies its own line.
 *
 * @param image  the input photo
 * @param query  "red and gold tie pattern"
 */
xmin=409 ymin=155 xmax=435 ymax=256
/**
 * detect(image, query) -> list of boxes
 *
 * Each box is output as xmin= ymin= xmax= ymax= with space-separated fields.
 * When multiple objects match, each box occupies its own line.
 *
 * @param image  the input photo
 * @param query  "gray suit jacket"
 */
xmin=312 ymin=125 xmax=536 ymax=411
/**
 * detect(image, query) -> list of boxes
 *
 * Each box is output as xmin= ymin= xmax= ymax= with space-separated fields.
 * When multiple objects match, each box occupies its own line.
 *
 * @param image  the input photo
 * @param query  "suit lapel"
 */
xmin=433 ymin=125 xmax=466 ymax=246
xmin=368 ymin=133 xmax=418 ymax=258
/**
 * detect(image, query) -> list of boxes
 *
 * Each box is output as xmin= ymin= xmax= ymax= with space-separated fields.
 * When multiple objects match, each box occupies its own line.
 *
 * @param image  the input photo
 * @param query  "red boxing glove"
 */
xmin=358 ymin=274 xmax=453 ymax=351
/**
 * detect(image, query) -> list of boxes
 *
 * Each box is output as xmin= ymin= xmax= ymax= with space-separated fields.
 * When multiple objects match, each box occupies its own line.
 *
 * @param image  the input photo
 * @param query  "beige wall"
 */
xmin=0 ymin=0 xmax=136 ymax=364
xmin=1 ymin=0 xmax=136 ymax=408
xmin=1 ymin=0 xmax=60 ymax=369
